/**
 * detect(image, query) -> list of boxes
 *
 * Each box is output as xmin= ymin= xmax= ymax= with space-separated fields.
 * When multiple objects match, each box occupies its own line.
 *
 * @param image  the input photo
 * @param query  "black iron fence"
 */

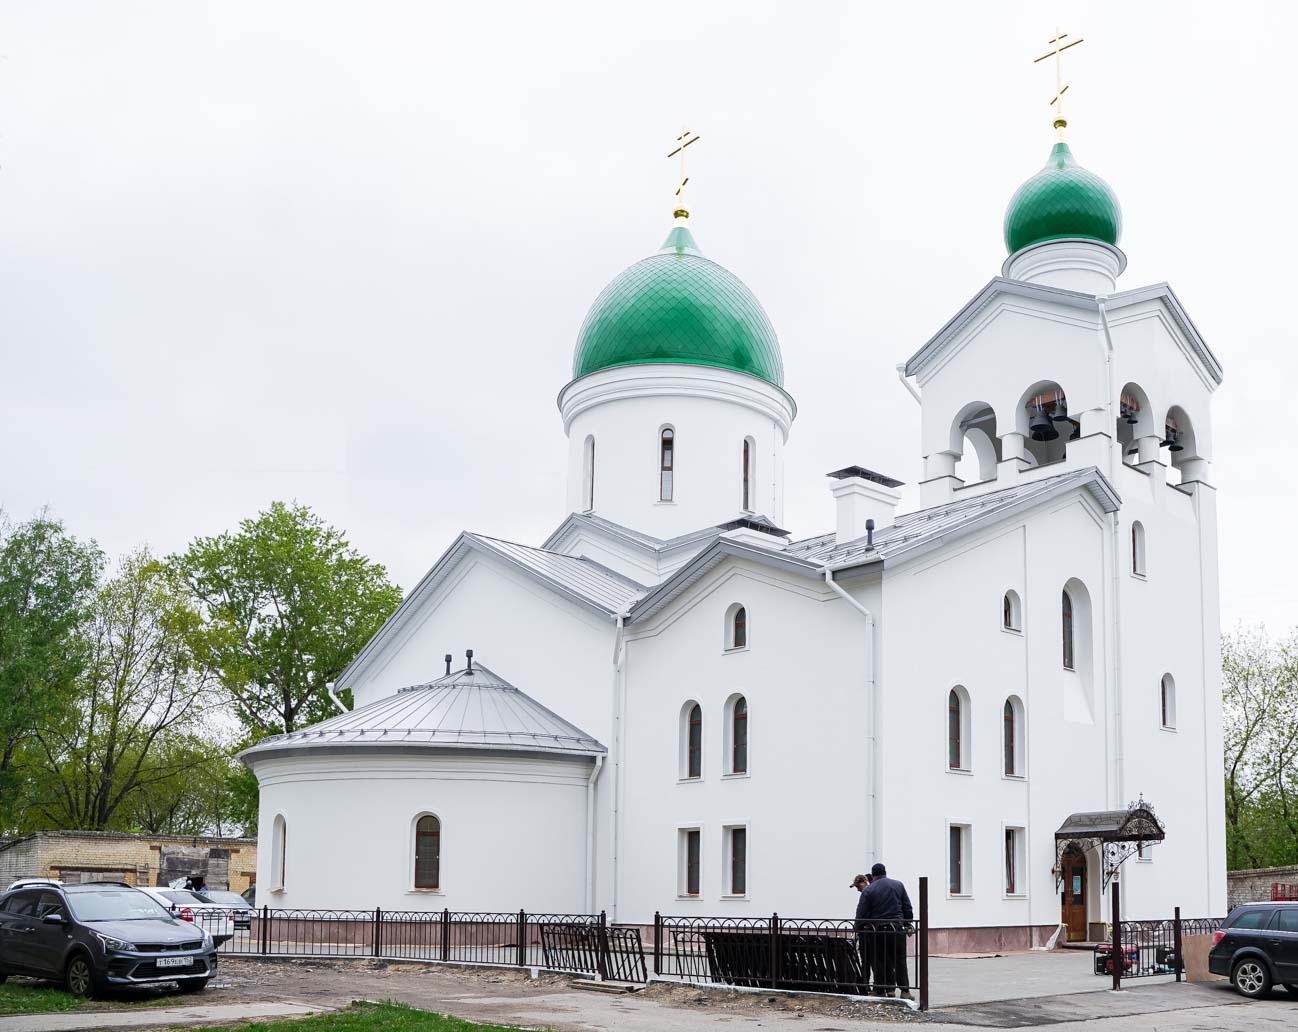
xmin=171 ymin=892 xmax=929 ymax=1009
xmin=1098 ymin=909 xmax=1224 ymax=983
xmin=652 ymin=879 xmax=929 ymax=1009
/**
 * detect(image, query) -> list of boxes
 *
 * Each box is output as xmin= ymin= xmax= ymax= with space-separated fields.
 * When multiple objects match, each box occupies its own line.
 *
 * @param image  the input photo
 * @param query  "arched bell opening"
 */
xmin=950 ymin=401 xmax=1001 ymax=486
xmin=1017 ymin=381 xmax=1077 ymax=467
xmin=1116 ymin=382 xmax=1156 ymax=466
xmin=1161 ymin=405 xmax=1198 ymax=485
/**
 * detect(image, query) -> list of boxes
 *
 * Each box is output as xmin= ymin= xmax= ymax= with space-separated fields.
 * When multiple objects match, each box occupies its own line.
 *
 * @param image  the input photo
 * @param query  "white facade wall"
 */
xmin=615 ymin=559 xmax=875 ymax=923
xmin=252 ymin=749 xmax=592 ymax=912
xmin=558 ymin=364 xmax=795 ymax=539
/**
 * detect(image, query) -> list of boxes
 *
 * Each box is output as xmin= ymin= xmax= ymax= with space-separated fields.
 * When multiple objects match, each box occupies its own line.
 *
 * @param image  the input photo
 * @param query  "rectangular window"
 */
xmin=1004 ymin=827 xmax=1025 ymax=895
xmin=949 ymin=823 xmax=971 ymax=896
xmin=728 ymin=827 xmax=747 ymax=895
xmin=680 ymin=828 xmax=701 ymax=897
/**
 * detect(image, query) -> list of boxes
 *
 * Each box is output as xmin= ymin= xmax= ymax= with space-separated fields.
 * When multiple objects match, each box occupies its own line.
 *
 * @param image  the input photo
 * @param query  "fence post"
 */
xmin=1110 ymin=881 xmax=1122 ymax=991
xmin=918 ymin=876 xmax=929 ymax=1012
xmin=597 ymin=910 xmax=610 ymax=981
xmin=1173 ymin=906 xmax=1183 ymax=983
xmin=653 ymin=911 xmax=662 ymax=976
xmin=373 ymin=907 xmax=382 ymax=958
xmin=769 ymin=913 xmax=781 ymax=990
xmin=259 ymin=905 xmax=269 ymax=955
xmin=517 ymin=909 xmax=527 ymax=968
xmin=441 ymin=908 xmax=449 ymax=962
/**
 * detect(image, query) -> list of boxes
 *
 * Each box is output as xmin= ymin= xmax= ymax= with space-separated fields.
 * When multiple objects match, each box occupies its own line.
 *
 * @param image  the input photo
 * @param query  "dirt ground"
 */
xmin=203 ymin=957 xmax=921 ymax=1028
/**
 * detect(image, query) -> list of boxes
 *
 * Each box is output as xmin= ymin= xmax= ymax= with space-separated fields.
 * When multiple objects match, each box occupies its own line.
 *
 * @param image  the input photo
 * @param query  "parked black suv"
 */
xmin=0 ymin=881 xmax=217 ymax=997
xmin=1208 ymin=902 xmax=1298 ymax=998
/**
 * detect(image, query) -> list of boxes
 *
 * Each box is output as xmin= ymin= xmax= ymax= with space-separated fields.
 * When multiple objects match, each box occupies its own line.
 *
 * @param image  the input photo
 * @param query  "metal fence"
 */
xmin=652 ymin=879 xmax=929 ymax=1009
xmin=1100 ymin=910 xmax=1224 ymax=983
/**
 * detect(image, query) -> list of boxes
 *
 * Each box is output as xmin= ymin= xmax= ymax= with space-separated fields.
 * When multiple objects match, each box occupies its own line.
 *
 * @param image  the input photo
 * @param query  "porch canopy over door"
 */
xmin=1054 ymin=797 xmax=1165 ymax=891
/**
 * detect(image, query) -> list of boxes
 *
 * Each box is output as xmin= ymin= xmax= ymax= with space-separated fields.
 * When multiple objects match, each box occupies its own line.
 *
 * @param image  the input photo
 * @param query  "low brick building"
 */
xmin=0 ymin=831 xmax=257 ymax=892
xmin=1226 ymin=864 xmax=1298 ymax=909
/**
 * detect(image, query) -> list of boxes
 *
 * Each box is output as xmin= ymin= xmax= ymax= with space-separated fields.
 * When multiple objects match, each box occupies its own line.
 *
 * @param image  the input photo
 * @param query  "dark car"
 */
xmin=1208 ymin=901 xmax=1298 ymax=997
xmin=0 ymin=881 xmax=217 ymax=997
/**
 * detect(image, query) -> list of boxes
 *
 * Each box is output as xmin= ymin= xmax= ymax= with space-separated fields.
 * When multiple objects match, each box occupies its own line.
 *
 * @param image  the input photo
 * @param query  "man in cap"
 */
xmin=851 ymin=873 xmax=875 ymax=993
xmin=860 ymin=862 xmax=914 ymax=999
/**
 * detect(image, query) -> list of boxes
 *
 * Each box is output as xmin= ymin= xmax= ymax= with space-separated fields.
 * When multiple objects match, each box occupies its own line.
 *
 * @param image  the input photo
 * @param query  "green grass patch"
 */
xmin=193 ymin=1001 xmax=540 ymax=1032
xmin=0 ymin=979 xmax=82 ymax=1015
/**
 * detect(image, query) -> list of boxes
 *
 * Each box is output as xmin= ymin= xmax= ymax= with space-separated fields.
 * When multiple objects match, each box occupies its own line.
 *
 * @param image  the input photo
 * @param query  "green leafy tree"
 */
xmin=1223 ymin=625 xmax=1298 ymax=869
xmin=0 ymin=514 xmax=103 ymax=831
xmin=176 ymin=502 xmax=402 ymax=736
xmin=120 ymin=733 xmax=242 ymax=836
xmin=31 ymin=550 xmax=213 ymax=830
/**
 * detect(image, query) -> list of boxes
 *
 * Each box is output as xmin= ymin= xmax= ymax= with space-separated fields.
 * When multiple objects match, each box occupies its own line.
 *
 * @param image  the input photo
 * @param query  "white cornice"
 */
xmin=556 ymin=364 xmax=797 ymax=436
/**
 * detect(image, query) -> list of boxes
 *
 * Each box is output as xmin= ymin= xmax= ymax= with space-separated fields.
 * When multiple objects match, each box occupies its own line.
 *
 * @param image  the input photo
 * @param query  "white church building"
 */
xmin=241 ymin=125 xmax=1226 ymax=949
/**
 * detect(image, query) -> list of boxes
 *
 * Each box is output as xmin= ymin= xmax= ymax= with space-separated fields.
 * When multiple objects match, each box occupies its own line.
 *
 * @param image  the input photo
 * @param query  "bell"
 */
xmin=1028 ymin=407 xmax=1051 ymax=439
xmin=1050 ymin=401 xmax=1071 ymax=422
xmin=1161 ymin=427 xmax=1184 ymax=452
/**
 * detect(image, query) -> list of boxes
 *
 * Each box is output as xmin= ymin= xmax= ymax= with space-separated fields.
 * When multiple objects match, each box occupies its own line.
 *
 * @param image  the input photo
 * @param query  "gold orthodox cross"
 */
xmin=667 ymin=128 xmax=700 ymax=218
xmin=1034 ymin=28 xmax=1084 ymax=137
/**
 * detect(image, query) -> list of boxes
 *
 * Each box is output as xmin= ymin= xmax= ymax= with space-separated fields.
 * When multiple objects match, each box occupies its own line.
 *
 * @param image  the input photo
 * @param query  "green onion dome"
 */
xmin=572 ymin=224 xmax=784 ymax=387
xmin=1004 ymin=142 xmax=1122 ymax=255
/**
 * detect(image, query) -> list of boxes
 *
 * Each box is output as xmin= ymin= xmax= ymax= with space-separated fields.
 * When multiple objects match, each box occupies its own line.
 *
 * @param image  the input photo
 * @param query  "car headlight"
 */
xmin=94 ymin=931 xmax=133 ymax=952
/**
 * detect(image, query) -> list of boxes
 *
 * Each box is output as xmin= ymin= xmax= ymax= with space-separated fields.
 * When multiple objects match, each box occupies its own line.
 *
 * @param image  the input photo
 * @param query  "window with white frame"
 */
xmin=725 ymin=694 xmax=748 ymax=774
xmin=679 ymin=827 xmax=701 ymax=897
xmin=581 ymin=435 xmax=595 ymax=512
xmin=1004 ymin=826 xmax=1026 ymax=895
xmin=723 ymin=825 xmax=747 ymax=896
xmin=1131 ymin=521 xmax=1146 ymax=577
xmin=948 ymin=686 xmax=971 ymax=771
xmin=1003 ymin=696 xmax=1025 ymax=777
xmin=1137 ymin=840 xmax=1153 ymax=861
xmin=741 ymin=437 xmax=757 ymax=512
xmin=1002 ymin=590 xmax=1022 ymax=632
xmin=270 ymin=814 xmax=287 ymax=891
xmin=659 ymin=428 xmax=675 ymax=502
xmin=1160 ymin=673 xmax=1177 ymax=730
xmin=724 ymin=603 xmax=748 ymax=651
xmin=1062 ymin=589 xmax=1075 ymax=670
xmin=680 ymin=701 xmax=703 ymax=779
xmin=413 ymin=813 xmax=441 ymax=890
xmin=948 ymin=823 xmax=971 ymax=896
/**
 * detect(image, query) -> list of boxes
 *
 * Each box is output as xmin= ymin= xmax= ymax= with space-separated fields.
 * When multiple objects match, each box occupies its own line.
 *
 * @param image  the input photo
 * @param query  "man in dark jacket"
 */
xmin=851 ymin=873 xmax=875 ymax=993
xmin=859 ymin=863 xmax=913 ymax=999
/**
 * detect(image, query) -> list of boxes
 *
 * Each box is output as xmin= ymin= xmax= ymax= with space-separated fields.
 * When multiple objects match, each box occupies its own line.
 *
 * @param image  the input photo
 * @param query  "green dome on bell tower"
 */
xmin=571 ymin=222 xmax=784 ymax=387
xmin=1003 ymin=141 xmax=1122 ymax=255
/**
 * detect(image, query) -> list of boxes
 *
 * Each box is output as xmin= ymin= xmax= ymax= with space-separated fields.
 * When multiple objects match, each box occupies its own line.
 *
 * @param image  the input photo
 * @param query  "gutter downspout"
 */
xmin=326 ymin=681 xmax=348 ymax=716
xmin=821 ymin=566 xmax=880 ymax=864
xmin=585 ymin=754 xmax=604 ymax=913
xmin=609 ymin=611 xmax=628 ymax=921
xmin=1097 ymin=298 xmax=1124 ymax=808
xmin=896 ymin=363 xmax=922 ymax=404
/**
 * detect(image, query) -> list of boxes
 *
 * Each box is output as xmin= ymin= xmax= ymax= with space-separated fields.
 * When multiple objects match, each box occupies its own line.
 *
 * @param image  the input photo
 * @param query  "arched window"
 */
xmin=947 ymin=687 xmax=970 ymax=771
xmin=951 ymin=402 xmax=1000 ymax=485
xmin=582 ymin=435 xmax=595 ymax=512
xmin=1003 ymin=696 xmax=1025 ymax=777
xmin=730 ymin=695 xmax=748 ymax=774
xmin=727 ymin=605 xmax=747 ymax=650
xmin=271 ymin=814 xmax=287 ymax=891
xmin=1061 ymin=590 xmax=1075 ymax=670
xmin=1131 ymin=521 xmax=1146 ymax=577
xmin=1160 ymin=674 xmax=1177 ymax=730
xmin=659 ymin=428 xmax=675 ymax=501
xmin=414 ymin=814 xmax=441 ymax=889
xmin=1002 ymin=590 xmax=1022 ymax=632
xmin=681 ymin=702 xmax=702 ymax=779
xmin=742 ymin=439 xmax=751 ymax=511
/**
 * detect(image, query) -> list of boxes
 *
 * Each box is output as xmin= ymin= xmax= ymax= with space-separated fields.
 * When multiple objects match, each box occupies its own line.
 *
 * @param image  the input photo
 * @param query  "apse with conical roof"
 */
xmin=558 ymin=195 xmax=796 ymax=539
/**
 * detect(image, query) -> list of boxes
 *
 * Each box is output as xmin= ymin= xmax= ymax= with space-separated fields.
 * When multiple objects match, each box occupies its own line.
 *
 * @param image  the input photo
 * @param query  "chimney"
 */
xmin=827 ymin=467 xmax=903 ymax=546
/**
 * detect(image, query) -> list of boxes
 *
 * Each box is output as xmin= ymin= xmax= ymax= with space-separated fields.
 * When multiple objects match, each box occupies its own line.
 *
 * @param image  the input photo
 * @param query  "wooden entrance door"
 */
xmin=1061 ymin=849 xmax=1088 ymax=942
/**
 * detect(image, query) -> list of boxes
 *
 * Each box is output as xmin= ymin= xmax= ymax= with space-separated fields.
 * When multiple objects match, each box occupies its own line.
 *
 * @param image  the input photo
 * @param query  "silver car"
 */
xmin=137 ymin=889 xmax=235 ymax=946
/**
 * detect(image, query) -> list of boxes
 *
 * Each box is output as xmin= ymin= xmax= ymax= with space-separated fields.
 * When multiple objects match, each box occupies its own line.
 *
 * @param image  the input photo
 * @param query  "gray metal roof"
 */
xmin=240 ymin=663 xmax=606 ymax=764
xmin=785 ymin=466 xmax=1121 ymax=570
xmin=466 ymin=533 xmax=646 ymax=613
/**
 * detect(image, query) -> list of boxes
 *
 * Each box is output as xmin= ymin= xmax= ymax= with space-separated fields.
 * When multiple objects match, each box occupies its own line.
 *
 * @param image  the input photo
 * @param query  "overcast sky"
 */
xmin=1 ymin=1 xmax=1293 ymax=635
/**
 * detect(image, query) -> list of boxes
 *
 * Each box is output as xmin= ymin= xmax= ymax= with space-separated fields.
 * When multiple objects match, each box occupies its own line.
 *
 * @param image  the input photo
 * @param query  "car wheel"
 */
xmin=178 ymin=978 xmax=210 ymax=993
xmin=1231 ymin=957 xmax=1271 ymax=999
xmin=64 ymin=953 xmax=99 ymax=998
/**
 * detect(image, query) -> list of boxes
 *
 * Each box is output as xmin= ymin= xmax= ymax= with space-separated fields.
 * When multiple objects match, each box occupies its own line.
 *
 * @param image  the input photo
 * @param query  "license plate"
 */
xmin=156 ymin=956 xmax=193 ymax=968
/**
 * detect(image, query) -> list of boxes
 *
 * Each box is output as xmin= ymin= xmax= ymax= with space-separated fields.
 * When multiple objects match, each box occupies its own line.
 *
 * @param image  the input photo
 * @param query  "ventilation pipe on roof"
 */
xmin=866 ymin=519 xmax=875 ymax=549
xmin=821 ymin=567 xmax=879 ymax=865
xmin=444 ymin=654 xmax=452 ymax=677
xmin=466 ymin=649 xmax=474 ymax=674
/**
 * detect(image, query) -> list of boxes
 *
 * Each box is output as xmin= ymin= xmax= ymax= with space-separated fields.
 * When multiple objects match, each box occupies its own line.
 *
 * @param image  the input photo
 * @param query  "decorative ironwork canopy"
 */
xmin=1054 ymin=797 xmax=1164 ymax=890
